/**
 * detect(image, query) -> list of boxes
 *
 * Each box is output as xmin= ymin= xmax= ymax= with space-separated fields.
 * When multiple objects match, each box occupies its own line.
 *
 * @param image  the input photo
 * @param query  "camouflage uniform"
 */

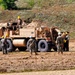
xmin=17 ymin=18 xmax=22 ymax=28
xmin=1 ymin=38 xmax=8 ymax=54
xmin=63 ymin=34 xmax=69 ymax=51
xmin=56 ymin=35 xmax=64 ymax=54
xmin=28 ymin=39 xmax=37 ymax=55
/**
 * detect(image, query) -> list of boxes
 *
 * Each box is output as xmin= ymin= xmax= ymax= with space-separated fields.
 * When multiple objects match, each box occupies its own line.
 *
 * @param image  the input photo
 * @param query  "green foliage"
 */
xmin=0 ymin=0 xmax=17 ymax=10
xmin=26 ymin=0 xmax=35 ymax=9
xmin=0 ymin=0 xmax=7 ymax=10
xmin=67 ymin=0 xmax=74 ymax=3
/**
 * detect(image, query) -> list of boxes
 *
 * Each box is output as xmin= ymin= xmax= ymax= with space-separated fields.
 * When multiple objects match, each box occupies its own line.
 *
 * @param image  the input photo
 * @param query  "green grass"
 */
xmin=0 ymin=0 xmax=75 ymax=39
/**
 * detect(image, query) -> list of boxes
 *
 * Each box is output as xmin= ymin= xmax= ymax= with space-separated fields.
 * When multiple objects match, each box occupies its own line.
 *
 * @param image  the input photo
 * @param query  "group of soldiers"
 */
xmin=56 ymin=31 xmax=69 ymax=54
xmin=28 ymin=31 xmax=69 ymax=55
xmin=1 ymin=16 xmax=69 ymax=55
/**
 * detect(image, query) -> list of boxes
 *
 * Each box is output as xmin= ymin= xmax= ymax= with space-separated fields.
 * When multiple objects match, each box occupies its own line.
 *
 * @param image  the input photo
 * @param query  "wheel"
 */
xmin=38 ymin=40 xmax=48 ymax=52
xmin=1 ymin=39 xmax=13 ymax=52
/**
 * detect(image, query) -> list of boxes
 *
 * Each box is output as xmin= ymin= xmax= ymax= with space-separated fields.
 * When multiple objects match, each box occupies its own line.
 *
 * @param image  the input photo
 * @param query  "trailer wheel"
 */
xmin=1 ymin=39 xmax=13 ymax=52
xmin=38 ymin=40 xmax=48 ymax=52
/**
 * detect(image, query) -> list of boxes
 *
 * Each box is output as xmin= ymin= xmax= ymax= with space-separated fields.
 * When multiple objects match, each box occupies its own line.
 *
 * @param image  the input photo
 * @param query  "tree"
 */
xmin=0 ymin=0 xmax=17 ymax=10
xmin=0 ymin=0 xmax=7 ymax=9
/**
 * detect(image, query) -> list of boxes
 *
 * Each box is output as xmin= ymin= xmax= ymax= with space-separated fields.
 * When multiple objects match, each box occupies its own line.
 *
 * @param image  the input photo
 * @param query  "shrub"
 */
xmin=0 ymin=0 xmax=17 ymax=10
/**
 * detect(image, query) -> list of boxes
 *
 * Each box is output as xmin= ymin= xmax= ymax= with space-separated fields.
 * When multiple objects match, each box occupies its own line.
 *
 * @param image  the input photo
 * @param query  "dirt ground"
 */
xmin=0 ymin=39 xmax=75 ymax=73
xmin=0 ymin=70 xmax=75 ymax=75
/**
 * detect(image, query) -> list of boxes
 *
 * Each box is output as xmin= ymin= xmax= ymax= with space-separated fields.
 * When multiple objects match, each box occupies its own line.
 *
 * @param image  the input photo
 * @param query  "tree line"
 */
xmin=0 ymin=0 xmax=17 ymax=10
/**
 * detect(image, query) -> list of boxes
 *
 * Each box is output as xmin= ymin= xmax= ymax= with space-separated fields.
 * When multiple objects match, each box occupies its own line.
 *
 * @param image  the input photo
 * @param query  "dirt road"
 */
xmin=1 ymin=70 xmax=75 ymax=75
xmin=0 ymin=39 xmax=74 ymax=73
xmin=0 ymin=52 xmax=75 ymax=72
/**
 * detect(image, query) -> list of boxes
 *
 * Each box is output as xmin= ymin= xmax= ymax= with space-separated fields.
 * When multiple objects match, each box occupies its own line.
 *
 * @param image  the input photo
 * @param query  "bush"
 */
xmin=26 ymin=0 xmax=35 ymax=9
xmin=0 ymin=0 xmax=17 ymax=10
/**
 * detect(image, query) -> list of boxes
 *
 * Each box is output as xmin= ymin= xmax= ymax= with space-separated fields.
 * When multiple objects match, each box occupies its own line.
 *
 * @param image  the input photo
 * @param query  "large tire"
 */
xmin=1 ymin=39 xmax=13 ymax=52
xmin=38 ymin=40 xmax=48 ymax=52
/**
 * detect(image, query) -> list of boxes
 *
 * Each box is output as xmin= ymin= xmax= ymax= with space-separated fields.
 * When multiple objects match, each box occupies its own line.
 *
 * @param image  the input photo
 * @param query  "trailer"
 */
xmin=0 ymin=21 xmax=60 ymax=52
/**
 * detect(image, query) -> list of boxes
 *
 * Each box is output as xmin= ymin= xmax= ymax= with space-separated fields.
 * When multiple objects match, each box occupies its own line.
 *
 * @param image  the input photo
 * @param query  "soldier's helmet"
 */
xmin=58 ymin=32 xmax=61 ymax=36
xmin=65 ymin=32 xmax=68 ymax=35
xmin=18 ymin=16 xmax=20 ymax=19
xmin=29 ymin=36 xmax=32 ymax=39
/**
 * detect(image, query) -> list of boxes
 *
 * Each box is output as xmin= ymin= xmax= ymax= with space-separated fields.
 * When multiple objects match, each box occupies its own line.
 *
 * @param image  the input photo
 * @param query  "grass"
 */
xmin=0 ymin=0 xmax=75 ymax=39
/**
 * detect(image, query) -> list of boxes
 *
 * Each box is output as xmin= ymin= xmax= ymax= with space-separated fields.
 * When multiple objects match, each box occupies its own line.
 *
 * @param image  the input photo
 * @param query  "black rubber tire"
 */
xmin=1 ymin=39 xmax=13 ymax=52
xmin=38 ymin=40 xmax=48 ymax=52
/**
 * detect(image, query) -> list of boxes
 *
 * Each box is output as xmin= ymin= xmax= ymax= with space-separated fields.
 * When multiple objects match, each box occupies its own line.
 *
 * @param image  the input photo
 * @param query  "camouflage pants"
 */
xmin=2 ymin=45 xmax=8 ymax=54
xmin=57 ymin=44 xmax=63 ymax=54
xmin=29 ymin=41 xmax=37 ymax=55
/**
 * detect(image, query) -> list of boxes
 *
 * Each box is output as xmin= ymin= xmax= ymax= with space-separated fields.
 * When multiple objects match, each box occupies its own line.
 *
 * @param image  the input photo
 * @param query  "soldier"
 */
xmin=22 ymin=20 xmax=27 ymax=27
xmin=17 ymin=16 xmax=22 ymax=28
xmin=56 ymin=32 xmax=64 ymax=54
xmin=28 ymin=36 xmax=37 ymax=55
xmin=63 ymin=32 xmax=69 ymax=51
xmin=1 ymin=35 xmax=8 ymax=54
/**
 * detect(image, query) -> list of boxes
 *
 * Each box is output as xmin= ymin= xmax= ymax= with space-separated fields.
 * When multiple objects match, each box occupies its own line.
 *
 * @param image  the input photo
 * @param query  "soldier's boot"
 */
xmin=34 ymin=50 xmax=38 ymax=55
xmin=35 ymin=52 xmax=38 ymax=55
xmin=30 ymin=49 xmax=33 ymax=55
xmin=5 ymin=50 xmax=8 ymax=54
xmin=3 ymin=50 xmax=5 ymax=54
xmin=2 ymin=47 xmax=5 ymax=54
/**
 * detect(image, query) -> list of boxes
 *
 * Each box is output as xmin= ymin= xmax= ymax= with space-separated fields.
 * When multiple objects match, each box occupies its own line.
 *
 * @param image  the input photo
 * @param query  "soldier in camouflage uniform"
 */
xmin=17 ymin=16 xmax=22 ymax=28
xmin=56 ymin=32 xmax=64 ymax=54
xmin=28 ymin=37 xmax=37 ymax=55
xmin=63 ymin=32 xmax=69 ymax=51
xmin=1 ymin=35 xmax=8 ymax=54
